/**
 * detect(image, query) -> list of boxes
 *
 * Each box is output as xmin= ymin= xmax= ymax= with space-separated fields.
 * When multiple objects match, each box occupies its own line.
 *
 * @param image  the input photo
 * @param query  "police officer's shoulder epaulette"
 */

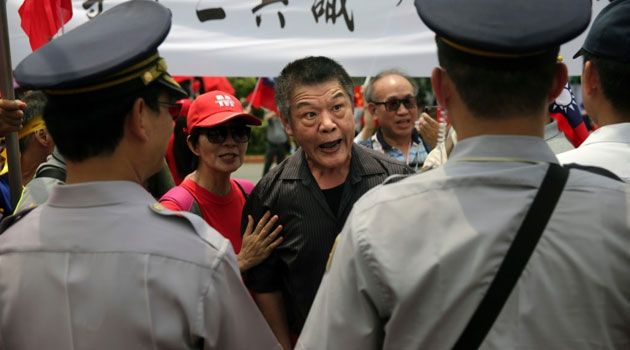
xmin=0 ymin=206 xmax=38 ymax=235
xmin=148 ymin=202 xmax=226 ymax=250
xmin=382 ymin=173 xmax=413 ymax=185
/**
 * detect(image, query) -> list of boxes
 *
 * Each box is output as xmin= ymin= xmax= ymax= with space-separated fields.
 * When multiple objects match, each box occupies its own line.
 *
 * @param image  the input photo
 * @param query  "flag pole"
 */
xmin=0 ymin=0 xmax=24 ymax=209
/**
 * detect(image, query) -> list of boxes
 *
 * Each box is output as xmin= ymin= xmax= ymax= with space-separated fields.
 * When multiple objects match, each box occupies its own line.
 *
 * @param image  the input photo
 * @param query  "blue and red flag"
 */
xmin=247 ymin=78 xmax=277 ymax=113
xmin=549 ymin=83 xmax=589 ymax=147
xmin=19 ymin=0 xmax=73 ymax=51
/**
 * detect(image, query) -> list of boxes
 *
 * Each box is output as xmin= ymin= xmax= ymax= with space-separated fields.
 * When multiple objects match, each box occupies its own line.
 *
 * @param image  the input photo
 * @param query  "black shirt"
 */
xmin=242 ymin=144 xmax=413 ymax=333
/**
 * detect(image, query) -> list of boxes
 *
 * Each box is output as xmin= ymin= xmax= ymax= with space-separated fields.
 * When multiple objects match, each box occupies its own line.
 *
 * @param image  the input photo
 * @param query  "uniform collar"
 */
xmin=449 ymin=135 xmax=559 ymax=164
xmin=47 ymin=181 xmax=156 ymax=208
xmin=279 ymin=144 xmax=386 ymax=184
xmin=580 ymin=122 xmax=630 ymax=146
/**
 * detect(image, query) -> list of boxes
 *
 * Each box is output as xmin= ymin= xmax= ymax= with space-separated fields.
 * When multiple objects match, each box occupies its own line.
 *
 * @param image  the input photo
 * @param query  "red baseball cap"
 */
xmin=186 ymin=90 xmax=261 ymax=133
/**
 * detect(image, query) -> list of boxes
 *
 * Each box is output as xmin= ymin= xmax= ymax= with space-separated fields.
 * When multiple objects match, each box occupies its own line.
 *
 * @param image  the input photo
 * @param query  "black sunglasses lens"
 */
xmin=385 ymin=98 xmax=415 ymax=111
xmin=230 ymin=126 xmax=251 ymax=143
xmin=385 ymin=99 xmax=401 ymax=111
xmin=204 ymin=127 xmax=228 ymax=143
xmin=204 ymin=126 xmax=250 ymax=143
xmin=402 ymin=98 xmax=416 ymax=109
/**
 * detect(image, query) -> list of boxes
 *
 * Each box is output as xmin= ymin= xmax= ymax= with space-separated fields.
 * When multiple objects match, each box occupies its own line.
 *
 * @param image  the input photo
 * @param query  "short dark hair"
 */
xmin=275 ymin=56 xmax=354 ymax=123
xmin=172 ymin=116 xmax=196 ymax=179
xmin=44 ymin=84 xmax=165 ymax=162
xmin=437 ymin=41 xmax=559 ymax=119
xmin=582 ymin=52 xmax=630 ymax=119
xmin=365 ymin=69 xmax=418 ymax=103
xmin=19 ymin=91 xmax=48 ymax=153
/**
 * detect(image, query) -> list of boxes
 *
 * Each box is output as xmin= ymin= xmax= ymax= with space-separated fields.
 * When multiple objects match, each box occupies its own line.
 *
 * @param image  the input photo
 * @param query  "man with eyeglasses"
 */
xmin=0 ymin=2 xmax=281 ymax=349
xmin=354 ymin=69 xmax=436 ymax=170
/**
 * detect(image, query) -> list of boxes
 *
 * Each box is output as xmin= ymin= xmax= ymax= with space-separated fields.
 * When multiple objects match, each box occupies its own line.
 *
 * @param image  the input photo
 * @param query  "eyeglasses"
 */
xmin=371 ymin=97 xmax=417 ymax=112
xmin=158 ymin=101 xmax=183 ymax=119
xmin=199 ymin=125 xmax=251 ymax=144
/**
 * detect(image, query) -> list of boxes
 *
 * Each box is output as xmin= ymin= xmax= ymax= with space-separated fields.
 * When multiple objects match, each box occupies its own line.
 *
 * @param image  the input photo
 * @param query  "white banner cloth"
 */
xmin=6 ymin=0 xmax=608 ymax=77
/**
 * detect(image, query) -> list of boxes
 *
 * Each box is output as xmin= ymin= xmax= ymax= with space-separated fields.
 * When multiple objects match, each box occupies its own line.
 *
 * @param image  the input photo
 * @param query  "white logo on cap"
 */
xmin=215 ymin=95 xmax=235 ymax=108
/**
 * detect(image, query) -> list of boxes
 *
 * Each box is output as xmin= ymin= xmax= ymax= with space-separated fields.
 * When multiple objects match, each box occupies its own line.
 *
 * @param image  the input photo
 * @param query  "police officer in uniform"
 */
xmin=296 ymin=0 xmax=630 ymax=349
xmin=0 ymin=2 xmax=280 ymax=349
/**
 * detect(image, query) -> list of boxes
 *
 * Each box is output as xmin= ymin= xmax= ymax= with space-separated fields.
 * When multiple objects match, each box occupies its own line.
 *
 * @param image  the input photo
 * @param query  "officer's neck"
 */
xmin=65 ymin=148 xmax=146 ymax=185
xmin=451 ymin=107 xmax=546 ymax=141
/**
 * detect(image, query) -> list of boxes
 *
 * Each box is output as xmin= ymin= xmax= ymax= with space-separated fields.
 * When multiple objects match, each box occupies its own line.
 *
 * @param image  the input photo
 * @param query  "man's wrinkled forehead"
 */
xmin=290 ymin=80 xmax=349 ymax=108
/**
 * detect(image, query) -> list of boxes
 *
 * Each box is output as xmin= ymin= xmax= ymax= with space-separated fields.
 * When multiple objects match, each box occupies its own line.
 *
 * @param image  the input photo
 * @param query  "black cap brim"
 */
xmin=157 ymin=73 xmax=188 ymax=100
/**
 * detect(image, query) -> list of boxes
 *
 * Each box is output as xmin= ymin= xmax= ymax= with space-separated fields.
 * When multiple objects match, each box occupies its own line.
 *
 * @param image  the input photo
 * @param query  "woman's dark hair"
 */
xmin=172 ymin=116 xmax=197 ymax=178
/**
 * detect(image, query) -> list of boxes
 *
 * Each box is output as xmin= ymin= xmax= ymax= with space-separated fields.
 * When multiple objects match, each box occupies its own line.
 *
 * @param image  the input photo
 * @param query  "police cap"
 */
xmin=14 ymin=1 xmax=187 ymax=99
xmin=415 ymin=0 xmax=591 ymax=61
xmin=574 ymin=0 xmax=630 ymax=62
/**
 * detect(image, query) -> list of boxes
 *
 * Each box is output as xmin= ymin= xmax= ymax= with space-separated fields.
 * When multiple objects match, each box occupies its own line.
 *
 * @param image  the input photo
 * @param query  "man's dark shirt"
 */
xmin=242 ymin=144 xmax=413 ymax=334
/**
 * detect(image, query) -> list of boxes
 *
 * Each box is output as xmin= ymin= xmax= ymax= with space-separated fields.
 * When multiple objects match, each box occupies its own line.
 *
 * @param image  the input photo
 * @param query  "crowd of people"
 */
xmin=0 ymin=0 xmax=628 ymax=349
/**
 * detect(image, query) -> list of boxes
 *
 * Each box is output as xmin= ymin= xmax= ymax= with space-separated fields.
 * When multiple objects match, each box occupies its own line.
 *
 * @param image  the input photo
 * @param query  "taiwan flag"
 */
xmin=549 ymin=83 xmax=589 ymax=147
xmin=19 ymin=0 xmax=73 ymax=51
xmin=247 ymin=78 xmax=277 ymax=113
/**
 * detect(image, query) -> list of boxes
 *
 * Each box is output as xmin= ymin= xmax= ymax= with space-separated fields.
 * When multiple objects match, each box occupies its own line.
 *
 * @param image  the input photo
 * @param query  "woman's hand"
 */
xmin=237 ymin=211 xmax=283 ymax=272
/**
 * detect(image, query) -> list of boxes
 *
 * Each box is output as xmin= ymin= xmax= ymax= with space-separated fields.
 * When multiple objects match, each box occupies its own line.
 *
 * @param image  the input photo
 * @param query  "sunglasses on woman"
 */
xmin=199 ymin=125 xmax=251 ymax=144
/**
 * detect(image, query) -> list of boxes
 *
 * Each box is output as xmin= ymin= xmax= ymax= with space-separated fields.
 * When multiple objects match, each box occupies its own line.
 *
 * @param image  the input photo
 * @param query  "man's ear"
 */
xmin=547 ymin=62 xmax=569 ymax=103
xmin=367 ymin=103 xmax=378 ymax=121
xmin=279 ymin=113 xmax=294 ymax=137
xmin=34 ymin=129 xmax=52 ymax=147
xmin=431 ymin=67 xmax=451 ymax=108
xmin=581 ymin=60 xmax=600 ymax=99
xmin=186 ymin=134 xmax=200 ymax=156
xmin=126 ymin=97 xmax=150 ymax=142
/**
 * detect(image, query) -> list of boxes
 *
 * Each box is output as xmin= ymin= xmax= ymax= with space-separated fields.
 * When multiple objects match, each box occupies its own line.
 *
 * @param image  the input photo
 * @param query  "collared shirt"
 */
xmin=558 ymin=122 xmax=630 ymax=181
xmin=355 ymin=129 xmax=430 ymax=170
xmin=0 ymin=181 xmax=280 ymax=350
xmin=297 ymin=135 xmax=630 ymax=350
xmin=242 ymin=144 xmax=413 ymax=334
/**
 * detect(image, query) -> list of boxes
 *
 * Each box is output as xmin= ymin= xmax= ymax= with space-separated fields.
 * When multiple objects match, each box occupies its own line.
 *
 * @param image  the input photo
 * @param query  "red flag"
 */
xmin=247 ymin=78 xmax=277 ymax=113
xmin=19 ymin=0 xmax=73 ymax=51
xmin=201 ymin=77 xmax=235 ymax=95
xmin=354 ymin=85 xmax=364 ymax=107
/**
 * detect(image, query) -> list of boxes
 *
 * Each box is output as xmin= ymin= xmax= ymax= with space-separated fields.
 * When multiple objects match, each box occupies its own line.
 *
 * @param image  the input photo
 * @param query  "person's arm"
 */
xmin=255 ymin=291 xmax=293 ymax=350
xmin=0 ymin=98 xmax=26 ymax=136
xmin=355 ymin=107 xmax=376 ymax=142
xmin=238 ymin=212 xmax=283 ymax=272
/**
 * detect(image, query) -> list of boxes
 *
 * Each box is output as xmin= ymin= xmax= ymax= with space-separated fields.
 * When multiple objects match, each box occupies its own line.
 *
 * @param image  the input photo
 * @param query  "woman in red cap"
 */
xmin=160 ymin=90 xmax=282 ymax=272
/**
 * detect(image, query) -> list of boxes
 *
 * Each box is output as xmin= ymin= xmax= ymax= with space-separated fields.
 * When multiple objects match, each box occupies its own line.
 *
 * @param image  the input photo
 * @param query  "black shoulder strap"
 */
xmin=452 ymin=163 xmax=569 ymax=350
xmin=0 ymin=206 xmax=37 ymax=235
xmin=35 ymin=165 xmax=67 ymax=182
xmin=563 ymin=163 xmax=623 ymax=182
